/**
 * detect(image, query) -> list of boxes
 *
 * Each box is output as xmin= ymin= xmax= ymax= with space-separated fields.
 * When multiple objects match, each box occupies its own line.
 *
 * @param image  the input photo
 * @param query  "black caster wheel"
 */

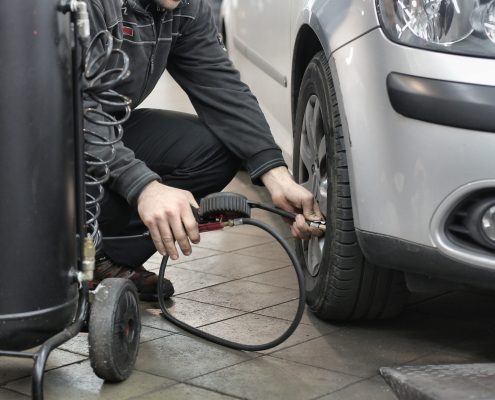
xmin=88 ymin=278 xmax=141 ymax=381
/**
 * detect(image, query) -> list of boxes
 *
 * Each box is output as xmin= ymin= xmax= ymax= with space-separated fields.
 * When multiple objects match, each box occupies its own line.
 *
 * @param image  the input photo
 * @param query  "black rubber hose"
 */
xmin=248 ymin=201 xmax=297 ymax=221
xmin=157 ymin=218 xmax=306 ymax=351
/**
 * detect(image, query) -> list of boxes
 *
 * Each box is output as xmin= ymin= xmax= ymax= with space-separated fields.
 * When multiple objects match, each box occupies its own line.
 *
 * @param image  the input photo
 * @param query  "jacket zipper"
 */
xmin=136 ymin=12 xmax=162 ymax=104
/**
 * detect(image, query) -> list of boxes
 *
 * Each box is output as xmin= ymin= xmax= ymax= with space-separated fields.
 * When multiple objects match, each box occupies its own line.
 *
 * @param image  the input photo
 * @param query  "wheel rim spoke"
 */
xmin=299 ymin=94 xmax=328 ymax=277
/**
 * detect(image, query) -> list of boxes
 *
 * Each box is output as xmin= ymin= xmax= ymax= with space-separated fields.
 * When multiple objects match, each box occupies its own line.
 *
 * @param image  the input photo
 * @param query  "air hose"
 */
xmin=154 ymin=192 xmax=326 ymax=351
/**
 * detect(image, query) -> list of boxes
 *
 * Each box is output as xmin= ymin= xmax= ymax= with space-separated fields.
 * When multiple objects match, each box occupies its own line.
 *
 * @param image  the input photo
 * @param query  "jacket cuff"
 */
xmin=245 ymin=149 xmax=288 ymax=186
xmin=110 ymin=163 xmax=161 ymax=207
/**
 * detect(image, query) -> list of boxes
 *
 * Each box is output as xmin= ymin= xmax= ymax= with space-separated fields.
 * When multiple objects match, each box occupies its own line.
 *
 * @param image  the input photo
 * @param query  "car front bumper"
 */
xmin=331 ymin=28 xmax=495 ymax=273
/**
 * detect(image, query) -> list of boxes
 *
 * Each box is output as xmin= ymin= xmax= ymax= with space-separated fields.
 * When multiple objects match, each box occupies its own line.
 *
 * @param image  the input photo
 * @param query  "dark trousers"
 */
xmin=98 ymin=108 xmax=241 ymax=268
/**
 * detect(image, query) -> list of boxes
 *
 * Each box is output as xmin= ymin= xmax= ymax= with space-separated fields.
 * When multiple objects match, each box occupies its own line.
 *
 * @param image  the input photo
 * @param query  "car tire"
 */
xmin=293 ymin=51 xmax=409 ymax=320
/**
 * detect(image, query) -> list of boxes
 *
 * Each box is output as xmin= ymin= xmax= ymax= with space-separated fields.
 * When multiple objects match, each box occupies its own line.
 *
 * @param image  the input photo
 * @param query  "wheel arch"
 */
xmin=291 ymin=24 xmax=325 ymax=126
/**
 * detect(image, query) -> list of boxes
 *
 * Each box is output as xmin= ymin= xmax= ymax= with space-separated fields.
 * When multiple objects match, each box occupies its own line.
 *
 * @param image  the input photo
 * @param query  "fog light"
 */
xmin=465 ymin=197 xmax=495 ymax=250
xmin=481 ymin=205 xmax=495 ymax=242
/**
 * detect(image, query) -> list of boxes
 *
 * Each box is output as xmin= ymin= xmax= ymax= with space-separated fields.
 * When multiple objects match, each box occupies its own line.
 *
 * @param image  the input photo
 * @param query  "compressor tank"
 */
xmin=0 ymin=0 xmax=78 ymax=350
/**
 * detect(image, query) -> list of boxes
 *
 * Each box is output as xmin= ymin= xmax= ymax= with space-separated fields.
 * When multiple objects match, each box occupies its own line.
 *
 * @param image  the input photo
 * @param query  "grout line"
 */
xmin=147 ymin=252 xmax=228 ymax=268
xmin=165 ymin=263 xmax=294 ymax=284
xmin=194 ymin=236 xmax=277 ymax=254
xmin=257 ymin=326 xmax=349 ymax=356
xmin=182 ymin=381 xmax=247 ymax=399
xmin=172 ymin=277 xmax=239 ymax=296
xmin=311 ymin=374 xmax=381 ymax=400
xmin=0 ymin=386 xmax=31 ymax=398
xmin=262 ymin=351 xmax=365 ymax=379
xmin=126 ymin=382 xmax=183 ymax=400
xmin=1 ymin=357 xmax=89 ymax=387
xmin=182 ymin=356 xmax=261 ymax=383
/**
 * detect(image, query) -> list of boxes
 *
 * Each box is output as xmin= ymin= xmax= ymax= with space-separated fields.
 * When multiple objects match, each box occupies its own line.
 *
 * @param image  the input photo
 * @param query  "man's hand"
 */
xmin=137 ymin=181 xmax=200 ymax=260
xmin=261 ymin=166 xmax=323 ymax=240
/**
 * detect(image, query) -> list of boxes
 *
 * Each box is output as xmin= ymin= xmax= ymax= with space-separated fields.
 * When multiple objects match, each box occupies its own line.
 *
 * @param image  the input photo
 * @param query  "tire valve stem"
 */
xmin=82 ymin=235 xmax=95 ymax=281
xmin=308 ymin=221 xmax=326 ymax=232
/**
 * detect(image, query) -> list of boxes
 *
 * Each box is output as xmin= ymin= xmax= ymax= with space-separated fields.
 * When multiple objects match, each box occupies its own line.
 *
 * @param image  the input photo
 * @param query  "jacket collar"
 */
xmin=126 ymin=0 xmax=188 ymax=14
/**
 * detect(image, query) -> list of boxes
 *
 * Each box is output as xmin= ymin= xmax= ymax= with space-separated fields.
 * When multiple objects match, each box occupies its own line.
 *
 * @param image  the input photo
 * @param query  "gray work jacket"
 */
xmin=84 ymin=0 xmax=287 ymax=205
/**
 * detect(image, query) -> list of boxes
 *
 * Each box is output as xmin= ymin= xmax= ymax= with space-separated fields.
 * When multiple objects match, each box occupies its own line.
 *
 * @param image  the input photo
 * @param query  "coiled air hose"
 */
xmin=82 ymin=30 xmax=131 ymax=250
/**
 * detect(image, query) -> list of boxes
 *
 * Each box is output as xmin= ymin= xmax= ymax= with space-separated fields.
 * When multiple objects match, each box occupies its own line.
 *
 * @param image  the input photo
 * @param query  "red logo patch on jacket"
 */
xmin=123 ymin=26 xmax=133 ymax=36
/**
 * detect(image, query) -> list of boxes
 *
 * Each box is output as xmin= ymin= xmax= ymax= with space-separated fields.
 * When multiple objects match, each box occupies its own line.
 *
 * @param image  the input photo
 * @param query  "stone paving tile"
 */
xmin=269 ymin=331 xmax=433 ymax=379
xmin=189 ymin=355 xmax=360 ymax=400
xmin=234 ymin=241 xmax=294 ymax=263
xmin=58 ymin=333 xmax=90 ymax=357
xmin=408 ymin=290 xmax=495 ymax=324
xmin=58 ymin=327 xmax=173 ymax=358
xmin=253 ymin=299 xmax=345 ymax=330
xmin=195 ymin=230 xmax=274 ymax=252
xmin=242 ymin=266 xmax=299 ymax=290
xmin=153 ymin=297 xmax=246 ymax=328
xmin=170 ymin=252 xmax=289 ymax=279
xmin=134 ymin=333 xmax=256 ymax=381
xmin=144 ymin=266 xmax=233 ymax=295
xmin=0 ymin=388 xmax=30 ymax=399
xmin=317 ymin=376 xmax=397 ymax=400
xmin=4 ymin=361 xmax=176 ymax=399
xmin=146 ymin=247 xmax=223 ymax=267
xmin=137 ymin=383 xmax=236 ymax=399
xmin=140 ymin=325 xmax=176 ymax=343
xmin=199 ymin=313 xmax=341 ymax=353
xmin=0 ymin=349 xmax=86 ymax=385
xmin=178 ymin=280 xmax=299 ymax=312
xmin=140 ymin=306 xmax=184 ymax=333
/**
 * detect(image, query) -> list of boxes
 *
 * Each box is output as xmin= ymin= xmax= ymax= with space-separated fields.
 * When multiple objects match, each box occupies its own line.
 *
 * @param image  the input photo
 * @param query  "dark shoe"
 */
xmin=89 ymin=253 xmax=175 ymax=301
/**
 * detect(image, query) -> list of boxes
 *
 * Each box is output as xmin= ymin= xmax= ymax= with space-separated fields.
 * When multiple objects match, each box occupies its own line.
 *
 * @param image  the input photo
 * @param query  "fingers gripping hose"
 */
xmin=157 ymin=218 xmax=307 ymax=352
xmin=82 ymin=31 xmax=131 ymax=249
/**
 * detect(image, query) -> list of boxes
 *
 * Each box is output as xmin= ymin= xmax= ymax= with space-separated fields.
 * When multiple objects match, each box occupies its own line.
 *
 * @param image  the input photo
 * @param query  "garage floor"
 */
xmin=2 ymin=73 xmax=495 ymax=400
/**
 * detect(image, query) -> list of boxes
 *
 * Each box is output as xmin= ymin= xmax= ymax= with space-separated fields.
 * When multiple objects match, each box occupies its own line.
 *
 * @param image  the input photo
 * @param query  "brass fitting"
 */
xmin=82 ymin=235 xmax=95 ymax=281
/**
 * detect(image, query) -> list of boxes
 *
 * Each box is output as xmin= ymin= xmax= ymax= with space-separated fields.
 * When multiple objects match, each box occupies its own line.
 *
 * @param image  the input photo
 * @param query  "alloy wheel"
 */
xmin=298 ymin=95 xmax=328 ymax=277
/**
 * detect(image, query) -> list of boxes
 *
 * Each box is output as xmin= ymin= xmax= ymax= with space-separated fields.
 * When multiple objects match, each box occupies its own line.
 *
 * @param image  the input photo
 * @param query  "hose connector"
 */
xmin=58 ymin=1 xmax=90 ymax=40
xmin=308 ymin=221 xmax=326 ymax=232
xmin=74 ymin=1 xmax=90 ymax=40
xmin=82 ymin=235 xmax=95 ymax=281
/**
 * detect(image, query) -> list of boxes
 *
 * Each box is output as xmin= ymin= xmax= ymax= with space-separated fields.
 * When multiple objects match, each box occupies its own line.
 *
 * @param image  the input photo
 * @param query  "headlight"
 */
xmin=377 ymin=0 xmax=495 ymax=58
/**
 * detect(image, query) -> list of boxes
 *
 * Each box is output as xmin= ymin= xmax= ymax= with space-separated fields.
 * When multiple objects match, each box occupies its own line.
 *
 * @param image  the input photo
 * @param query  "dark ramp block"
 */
xmin=380 ymin=364 xmax=495 ymax=400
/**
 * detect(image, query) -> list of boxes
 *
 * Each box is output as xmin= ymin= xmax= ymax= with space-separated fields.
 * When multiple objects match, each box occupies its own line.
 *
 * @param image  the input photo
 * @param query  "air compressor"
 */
xmin=0 ymin=1 xmax=324 ymax=399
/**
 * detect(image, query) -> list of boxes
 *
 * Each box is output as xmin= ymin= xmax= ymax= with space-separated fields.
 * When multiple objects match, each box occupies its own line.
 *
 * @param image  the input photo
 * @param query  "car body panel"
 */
xmin=291 ymin=0 xmax=379 ymax=57
xmin=331 ymin=28 xmax=495 ymax=248
xmin=223 ymin=0 xmax=293 ymax=163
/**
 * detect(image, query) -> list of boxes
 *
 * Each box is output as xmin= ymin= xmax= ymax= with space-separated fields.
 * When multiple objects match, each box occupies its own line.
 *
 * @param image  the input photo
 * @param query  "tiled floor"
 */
xmin=2 ymin=73 xmax=495 ymax=399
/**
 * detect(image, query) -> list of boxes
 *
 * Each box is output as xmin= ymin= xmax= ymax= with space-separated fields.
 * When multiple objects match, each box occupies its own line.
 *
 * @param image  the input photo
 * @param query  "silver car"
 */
xmin=221 ymin=0 xmax=495 ymax=320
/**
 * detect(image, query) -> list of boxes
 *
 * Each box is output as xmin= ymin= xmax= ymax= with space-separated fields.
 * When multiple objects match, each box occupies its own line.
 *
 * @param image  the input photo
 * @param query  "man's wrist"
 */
xmin=260 ymin=166 xmax=294 ymax=195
